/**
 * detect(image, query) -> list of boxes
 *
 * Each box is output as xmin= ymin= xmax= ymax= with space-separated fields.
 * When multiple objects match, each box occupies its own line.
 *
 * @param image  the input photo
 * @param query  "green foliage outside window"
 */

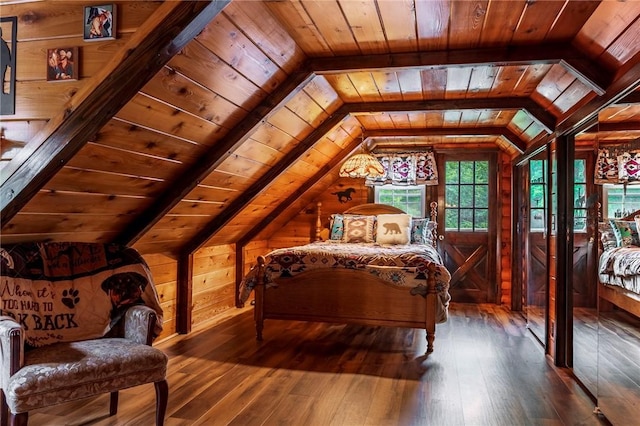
xmin=445 ymin=161 xmax=489 ymax=231
xmin=376 ymin=186 xmax=425 ymax=217
xmin=574 ymin=159 xmax=587 ymax=232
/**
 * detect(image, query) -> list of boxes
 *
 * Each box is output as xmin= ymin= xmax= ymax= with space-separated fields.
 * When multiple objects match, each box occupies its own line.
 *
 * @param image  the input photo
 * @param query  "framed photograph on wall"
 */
xmin=46 ymin=47 xmax=79 ymax=81
xmin=83 ymin=4 xmax=115 ymax=41
xmin=1 ymin=16 xmax=17 ymax=115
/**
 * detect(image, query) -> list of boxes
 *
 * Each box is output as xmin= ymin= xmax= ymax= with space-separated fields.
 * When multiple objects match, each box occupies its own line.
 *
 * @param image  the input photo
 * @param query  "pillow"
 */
xmin=411 ymin=218 xmax=428 ymax=243
xmin=376 ymin=214 xmax=412 ymax=245
xmin=342 ymin=215 xmax=376 ymax=243
xmin=411 ymin=218 xmax=437 ymax=245
xmin=329 ymin=214 xmax=345 ymax=240
xmin=424 ymin=221 xmax=437 ymax=246
xmin=599 ymin=221 xmax=618 ymax=251
xmin=611 ymin=219 xmax=640 ymax=247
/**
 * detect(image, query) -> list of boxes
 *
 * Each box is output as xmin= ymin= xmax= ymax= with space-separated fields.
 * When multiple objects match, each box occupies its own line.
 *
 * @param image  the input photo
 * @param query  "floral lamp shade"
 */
xmin=339 ymin=153 xmax=385 ymax=178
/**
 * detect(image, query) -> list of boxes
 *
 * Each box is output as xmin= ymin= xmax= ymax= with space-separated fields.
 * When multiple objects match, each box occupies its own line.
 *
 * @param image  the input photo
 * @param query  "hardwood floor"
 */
xmin=596 ymin=307 xmax=640 ymax=425
xmin=27 ymin=303 xmax=609 ymax=426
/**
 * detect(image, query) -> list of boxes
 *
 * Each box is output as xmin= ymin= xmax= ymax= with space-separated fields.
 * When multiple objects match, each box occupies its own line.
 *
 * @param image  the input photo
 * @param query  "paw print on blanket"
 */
xmin=61 ymin=288 xmax=80 ymax=309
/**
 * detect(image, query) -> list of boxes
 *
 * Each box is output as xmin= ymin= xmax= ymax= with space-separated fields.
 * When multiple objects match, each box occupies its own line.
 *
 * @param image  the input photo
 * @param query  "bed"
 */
xmin=239 ymin=203 xmax=452 ymax=353
xmin=598 ymin=210 xmax=640 ymax=318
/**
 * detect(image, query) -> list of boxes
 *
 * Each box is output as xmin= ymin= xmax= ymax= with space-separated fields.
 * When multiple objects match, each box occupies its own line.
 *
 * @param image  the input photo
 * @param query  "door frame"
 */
xmin=436 ymin=151 xmax=499 ymax=304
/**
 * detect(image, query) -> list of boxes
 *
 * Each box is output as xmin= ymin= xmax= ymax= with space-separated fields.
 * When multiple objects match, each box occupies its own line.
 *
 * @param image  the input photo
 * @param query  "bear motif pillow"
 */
xmin=376 ymin=214 xmax=412 ymax=245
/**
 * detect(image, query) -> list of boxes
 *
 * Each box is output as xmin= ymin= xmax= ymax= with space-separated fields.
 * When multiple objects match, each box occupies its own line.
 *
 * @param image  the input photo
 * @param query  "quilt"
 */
xmin=0 ymin=242 xmax=163 ymax=347
xmin=598 ymin=246 xmax=640 ymax=295
xmin=239 ymin=241 xmax=451 ymax=322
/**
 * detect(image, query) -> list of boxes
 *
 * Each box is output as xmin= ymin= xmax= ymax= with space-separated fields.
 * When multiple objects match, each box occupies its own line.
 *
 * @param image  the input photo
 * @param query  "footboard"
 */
xmin=253 ymin=255 xmax=440 ymax=353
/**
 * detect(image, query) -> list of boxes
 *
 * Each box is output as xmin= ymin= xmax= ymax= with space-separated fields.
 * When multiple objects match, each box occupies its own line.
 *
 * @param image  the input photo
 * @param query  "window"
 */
xmin=374 ymin=185 xmax=426 ymax=218
xmin=603 ymin=184 xmax=640 ymax=219
xmin=530 ymin=159 xmax=546 ymax=232
xmin=574 ymin=159 xmax=587 ymax=232
xmin=445 ymin=160 xmax=489 ymax=231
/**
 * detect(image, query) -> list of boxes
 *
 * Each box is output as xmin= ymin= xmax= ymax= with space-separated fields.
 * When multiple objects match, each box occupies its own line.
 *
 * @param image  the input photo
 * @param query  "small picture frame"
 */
xmin=83 ymin=4 xmax=115 ymax=41
xmin=46 ymin=47 xmax=79 ymax=81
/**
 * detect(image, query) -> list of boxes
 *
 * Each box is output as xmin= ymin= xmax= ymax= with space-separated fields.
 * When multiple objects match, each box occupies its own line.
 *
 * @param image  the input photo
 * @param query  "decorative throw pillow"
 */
xmin=329 ymin=214 xmax=345 ymax=240
xmin=411 ymin=218 xmax=428 ymax=244
xmin=611 ymin=219 xmax=640 ymax=247
xmin=376 ymin=214 xmax=412 ymax=245
xmin=424 ymin=220 xmax=438 ymax=246
xmin=342 ymin=215 xmax=376 ymax=243
xmin=599 ymin=221 xmax=618 ymax=251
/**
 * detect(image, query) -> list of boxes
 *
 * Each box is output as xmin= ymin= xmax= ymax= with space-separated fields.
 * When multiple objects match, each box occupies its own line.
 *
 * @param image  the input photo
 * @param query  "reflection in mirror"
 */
xmin=571 ymin=143 xmax=598 ymax=398
xmin=527 ymin=151 xmax=548 ymax=344
xmin=596 ymin=102 xmax=640 ymax=421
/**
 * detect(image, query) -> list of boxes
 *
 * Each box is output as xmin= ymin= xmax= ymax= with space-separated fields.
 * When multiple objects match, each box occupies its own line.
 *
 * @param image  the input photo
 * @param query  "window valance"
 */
xmin=595 ymin=146 xmax=640 ymax=184
xmin=365 ymin=151 xmax=438 ymax=186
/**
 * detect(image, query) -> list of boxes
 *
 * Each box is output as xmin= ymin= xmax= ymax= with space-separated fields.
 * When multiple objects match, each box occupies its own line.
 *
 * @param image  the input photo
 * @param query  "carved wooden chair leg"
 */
xmin=154 ymin=380 xmax=168 ymax=426
xmin=109 ymin=391 xmax=119 ymax=416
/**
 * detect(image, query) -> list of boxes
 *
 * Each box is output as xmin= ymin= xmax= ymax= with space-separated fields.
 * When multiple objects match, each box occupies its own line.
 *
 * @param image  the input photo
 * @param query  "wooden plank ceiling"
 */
xmin=1 ymin=0 xmax=639 ymax=256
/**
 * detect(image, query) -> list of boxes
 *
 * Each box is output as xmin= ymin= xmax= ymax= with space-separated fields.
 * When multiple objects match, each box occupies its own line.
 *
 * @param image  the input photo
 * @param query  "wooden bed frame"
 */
xmin=253 ymin=202 xmax=443 ymax=353
xmin=598 ymin=209 xmax=640 ymax=318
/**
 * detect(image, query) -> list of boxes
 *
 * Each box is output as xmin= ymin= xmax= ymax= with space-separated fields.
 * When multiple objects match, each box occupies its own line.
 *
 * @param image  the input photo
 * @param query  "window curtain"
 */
xmin=365 ymin=151 xmax=438 ymax=186
xmin=595 ymin=146 xmax=640 ymax=184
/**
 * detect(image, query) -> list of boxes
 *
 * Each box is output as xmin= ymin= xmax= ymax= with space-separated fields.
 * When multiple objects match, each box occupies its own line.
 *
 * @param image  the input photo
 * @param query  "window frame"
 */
xmin=373 ymin=184 xmax=426 ymax=218
xmin=444 ymin=159 xmax=490 ymax=232
xmin=602 ymin=184 xmax=640 ymax=219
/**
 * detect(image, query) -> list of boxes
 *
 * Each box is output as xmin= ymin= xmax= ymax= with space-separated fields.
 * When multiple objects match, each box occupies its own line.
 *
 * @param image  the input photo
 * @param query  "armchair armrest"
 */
xmin=0 ymin=316 xmax=24 ymax=388
xmin=123 ymin=305 xmax=158 ymax=345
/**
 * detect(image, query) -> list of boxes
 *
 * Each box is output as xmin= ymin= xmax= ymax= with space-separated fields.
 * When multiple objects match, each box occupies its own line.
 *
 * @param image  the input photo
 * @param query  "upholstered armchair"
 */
xmin=0 ymin=305 xmax=168 ymax=426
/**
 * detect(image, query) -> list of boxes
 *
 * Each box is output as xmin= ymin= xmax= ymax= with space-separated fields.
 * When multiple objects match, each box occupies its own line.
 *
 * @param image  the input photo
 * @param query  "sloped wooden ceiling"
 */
xmin=1 ymin=0 xmax=639 ymax=256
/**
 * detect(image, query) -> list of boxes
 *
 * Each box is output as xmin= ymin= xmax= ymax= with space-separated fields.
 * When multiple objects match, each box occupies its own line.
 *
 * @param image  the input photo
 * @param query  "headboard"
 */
xmin=315 ymin=201 xmax=439 ymax=246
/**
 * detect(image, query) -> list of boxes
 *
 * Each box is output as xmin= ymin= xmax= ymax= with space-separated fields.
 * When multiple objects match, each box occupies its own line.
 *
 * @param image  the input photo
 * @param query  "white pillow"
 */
xmin=376 ymin=214 xmax=412 ymax=245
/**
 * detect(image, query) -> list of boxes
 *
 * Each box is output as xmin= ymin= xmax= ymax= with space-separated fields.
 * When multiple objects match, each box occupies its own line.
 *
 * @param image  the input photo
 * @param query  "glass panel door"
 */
xmin=571 ymin=153 xmax=598 ymax=397
xmin=526 ymin=150 xmax=548 ymax=345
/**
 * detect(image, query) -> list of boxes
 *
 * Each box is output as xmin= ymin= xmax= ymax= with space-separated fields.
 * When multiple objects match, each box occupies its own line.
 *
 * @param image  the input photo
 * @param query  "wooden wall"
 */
xmin=191 ymin=245 xmax=236 ymax=326
xmin=269 ymin=177 xmax=370 ymax=248
xmin=0 ymin=1 xmax=160 ymax=163
xmin=499 ymin=152 xmax=513 ymax=305
xmin=144 ymin=253 xmax=178 ymax=342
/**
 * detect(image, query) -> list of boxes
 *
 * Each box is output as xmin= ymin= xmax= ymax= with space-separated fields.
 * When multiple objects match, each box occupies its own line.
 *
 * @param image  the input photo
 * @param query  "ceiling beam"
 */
xmin=555 ymin=56 xmax=640 ymax=136
xmin=179 ymin=98 xmax=552 ymax=254
xmin=347 ymin=98 xmax=556 ymax=133
xmin=122 ymin=94 xmax=545 ymax=246
xmin=363 ymin=127 xmax=526 ymax=152
xmin=583 ymin=121 xmax=640 ymax=133
xmin=181 ymin=107 xmax=353 ymax=254
xmin=117 ymin=70 xmax=315 ymax=245
xmin=0 ymin=0 xmax=231 ymax=225
xmin=237 ymin=136 xmax=364 ymax=247
xmin=309 ymin=43 xmax=609 ymax=96
xmin=614 ymin=90 xmax=640 ymax=105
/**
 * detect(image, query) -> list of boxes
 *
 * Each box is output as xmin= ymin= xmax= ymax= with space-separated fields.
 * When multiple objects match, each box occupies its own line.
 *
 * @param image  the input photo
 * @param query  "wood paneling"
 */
xmin=143 ymin=252 xmax=178 ymax=342
xmin=2 ymin=0 xmax=640 ymax=354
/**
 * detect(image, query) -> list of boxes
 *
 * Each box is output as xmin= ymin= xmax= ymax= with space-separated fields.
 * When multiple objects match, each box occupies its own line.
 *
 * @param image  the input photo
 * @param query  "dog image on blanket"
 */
xmin=101 ymin=271 xmax=148 ymax=327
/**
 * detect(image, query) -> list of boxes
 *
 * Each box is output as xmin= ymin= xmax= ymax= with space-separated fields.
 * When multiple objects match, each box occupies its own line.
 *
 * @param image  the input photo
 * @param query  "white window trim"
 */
xmin=602 ymin=183 xmax=640 ymax=219
xmin=373 ymin=184 xmax=426 ymax=217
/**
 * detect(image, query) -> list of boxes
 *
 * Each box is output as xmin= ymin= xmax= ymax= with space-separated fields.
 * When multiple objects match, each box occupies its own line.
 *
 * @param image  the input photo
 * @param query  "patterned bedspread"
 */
xmin=239 ymin=241 xmax=451 ymax=322
xmin=598 ymin=247 xmax=640 ymax=295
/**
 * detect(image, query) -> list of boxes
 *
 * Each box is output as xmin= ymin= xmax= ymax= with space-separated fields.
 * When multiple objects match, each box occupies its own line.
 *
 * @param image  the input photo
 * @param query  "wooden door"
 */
xmin=437 ymin=153 xmax=497 ymax=303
